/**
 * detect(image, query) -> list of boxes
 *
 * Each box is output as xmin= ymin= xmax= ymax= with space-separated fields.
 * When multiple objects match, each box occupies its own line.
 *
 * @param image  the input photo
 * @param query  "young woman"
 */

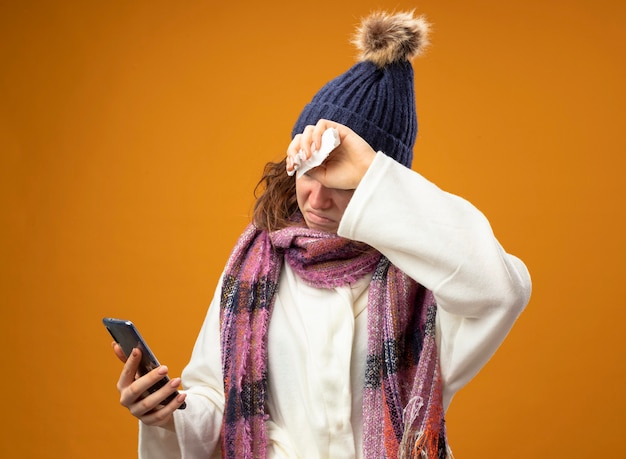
xmin=112 ymin=11 xmax=531 ymax=459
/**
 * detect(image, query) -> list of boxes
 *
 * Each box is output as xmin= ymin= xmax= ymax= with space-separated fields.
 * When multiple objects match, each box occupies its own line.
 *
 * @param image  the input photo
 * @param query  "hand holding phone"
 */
xmin=103 ymin=317 xmax=186 ymax=410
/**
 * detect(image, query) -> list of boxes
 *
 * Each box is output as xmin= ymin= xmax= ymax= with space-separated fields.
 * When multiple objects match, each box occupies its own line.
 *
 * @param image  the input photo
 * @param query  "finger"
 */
xmin=127 ymin=375 xmax=183 ymax=419
xmin=312 ymin=119 xmax=336 ymax=148
xmin=137 ymin=386 xmax=187 ymax=427
xmin=287 ymin=127 xmax=315 ymax=175
xmin=111 ymin=342 xmax=127 ymax=363
xmin=298 ymin=125 xmax=315 ymax=157
xmin=117 ymin=347 xmax=142 ymax=391
xmin=119 ymin=362 xmax=172 ymax=406
xmin=286 ymin=134 xmax=303 ymax=172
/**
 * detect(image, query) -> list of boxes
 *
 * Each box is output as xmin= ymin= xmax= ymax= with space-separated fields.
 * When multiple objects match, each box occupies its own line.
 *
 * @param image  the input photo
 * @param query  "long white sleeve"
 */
xmin=338 ymin=152 xmax=532 ymax=406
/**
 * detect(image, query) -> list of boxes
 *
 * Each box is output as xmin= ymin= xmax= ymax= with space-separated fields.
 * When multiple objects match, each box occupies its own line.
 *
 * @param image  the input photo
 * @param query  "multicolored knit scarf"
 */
xmin=219 ymin=221 xmax=448 ymax=458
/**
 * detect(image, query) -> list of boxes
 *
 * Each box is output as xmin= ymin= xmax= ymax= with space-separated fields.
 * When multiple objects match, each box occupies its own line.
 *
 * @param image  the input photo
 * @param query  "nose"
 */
xmin=308 ymin=180 xmax=332 ymax=209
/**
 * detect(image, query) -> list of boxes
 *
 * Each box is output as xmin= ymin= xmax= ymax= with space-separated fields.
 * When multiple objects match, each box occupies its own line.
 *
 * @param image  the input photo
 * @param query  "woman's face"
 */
xmin=295 ymin=174 xmax=354 ymax=233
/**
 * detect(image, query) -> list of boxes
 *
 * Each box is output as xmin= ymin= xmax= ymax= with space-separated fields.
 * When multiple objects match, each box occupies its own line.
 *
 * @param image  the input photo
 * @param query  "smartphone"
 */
xmin=103 ymin=317 xmax=186 ymax=409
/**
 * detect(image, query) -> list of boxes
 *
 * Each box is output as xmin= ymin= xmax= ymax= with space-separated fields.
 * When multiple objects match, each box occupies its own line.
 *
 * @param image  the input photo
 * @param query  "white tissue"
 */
xmin=287 ymin=128 xmax=340 ymax=178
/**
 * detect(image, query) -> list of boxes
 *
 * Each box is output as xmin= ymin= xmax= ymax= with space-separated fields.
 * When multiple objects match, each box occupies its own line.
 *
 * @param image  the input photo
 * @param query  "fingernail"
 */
xmin=158 ymin=365 xmax=169 ymax=375
xmin=311 ymin=141 xmax=317 ymax=153
xmin=170 ymin=377 xmax=181 ymax=387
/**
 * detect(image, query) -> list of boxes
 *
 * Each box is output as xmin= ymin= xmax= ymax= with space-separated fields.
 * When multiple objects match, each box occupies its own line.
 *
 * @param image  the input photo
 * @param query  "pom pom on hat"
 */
xmin=292 ymin=10 xmax=430 ymax=168
xmin=353 ymin=10 xmax=430 ymax=68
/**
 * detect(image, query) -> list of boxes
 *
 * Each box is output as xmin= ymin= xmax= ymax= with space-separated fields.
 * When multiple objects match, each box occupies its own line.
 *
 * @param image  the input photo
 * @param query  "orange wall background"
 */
xmin=1 ymin=0 xmax=625 ymax=457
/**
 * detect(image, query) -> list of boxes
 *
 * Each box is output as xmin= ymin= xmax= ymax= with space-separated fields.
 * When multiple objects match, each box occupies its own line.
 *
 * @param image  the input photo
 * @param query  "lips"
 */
xmin=304 ymin=209 xmax=338 ymax=232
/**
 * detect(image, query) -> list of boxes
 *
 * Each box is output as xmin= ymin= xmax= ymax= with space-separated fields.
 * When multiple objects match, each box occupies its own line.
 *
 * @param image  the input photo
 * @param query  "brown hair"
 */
xmin=252 ymin=158 xmax=298 ymax=232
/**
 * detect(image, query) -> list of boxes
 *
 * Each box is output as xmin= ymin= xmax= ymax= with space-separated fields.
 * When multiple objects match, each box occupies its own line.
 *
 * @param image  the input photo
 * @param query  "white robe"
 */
xmin=139 ymin=153 xmax=532 ymax=458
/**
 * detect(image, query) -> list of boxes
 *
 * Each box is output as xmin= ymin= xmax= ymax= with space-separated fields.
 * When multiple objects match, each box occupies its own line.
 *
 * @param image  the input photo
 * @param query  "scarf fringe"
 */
xmin=399 ymin=430 xmax=432 ymax=459
xmin=399 ymin=395 xmax=448 ymax=459
xmin=399 ymin=431 xmax=455 ymax=459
